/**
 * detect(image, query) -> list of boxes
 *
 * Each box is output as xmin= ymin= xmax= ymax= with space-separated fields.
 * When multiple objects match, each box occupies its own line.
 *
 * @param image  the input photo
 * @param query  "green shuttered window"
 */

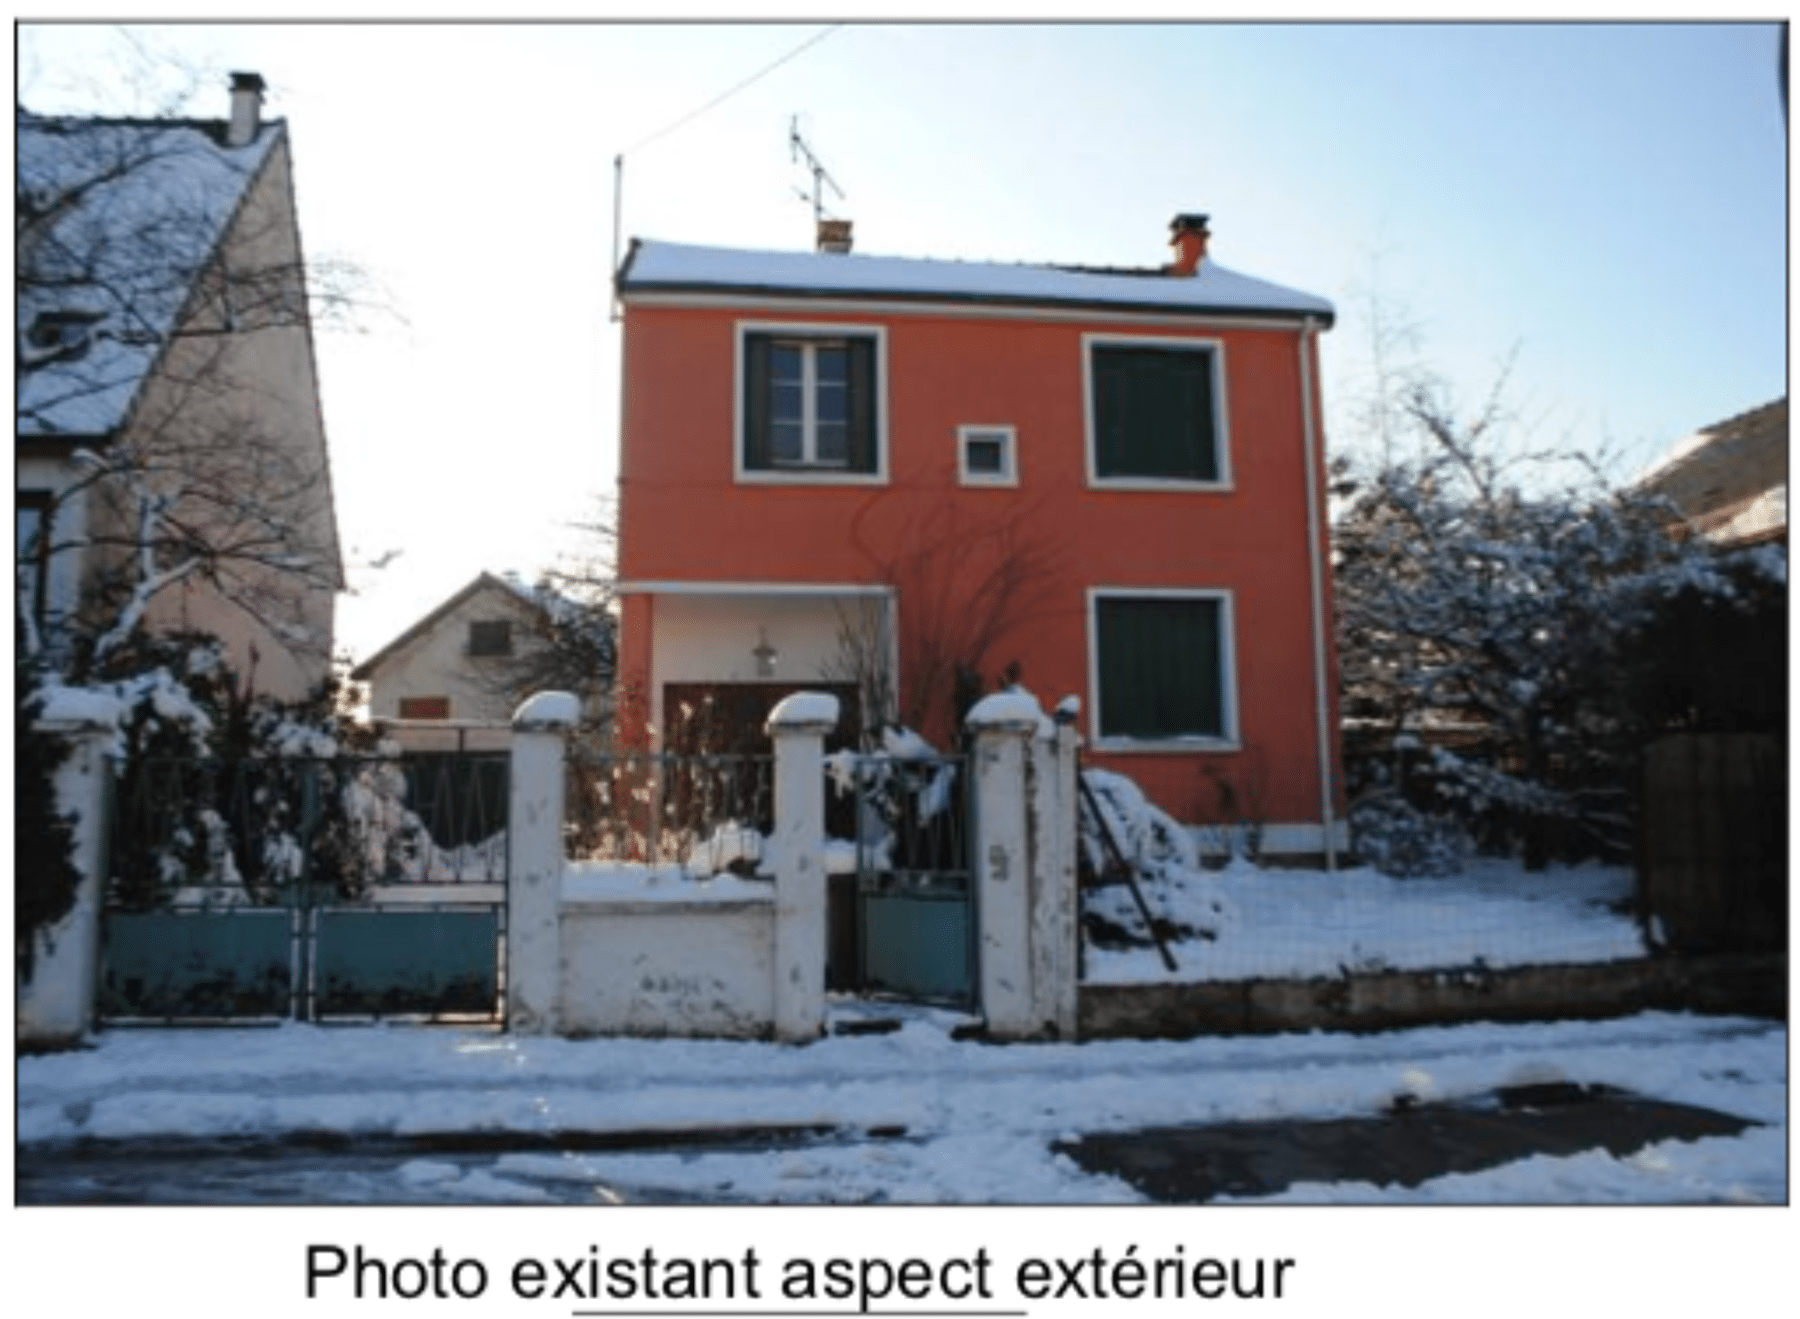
xmin=1095 ymin=594 xmax=1230 ymax=741
xmin=1090 ymin=342 xmax=1222 ymax=483
xmin=743 ymin=331 xmax=879 ymax=475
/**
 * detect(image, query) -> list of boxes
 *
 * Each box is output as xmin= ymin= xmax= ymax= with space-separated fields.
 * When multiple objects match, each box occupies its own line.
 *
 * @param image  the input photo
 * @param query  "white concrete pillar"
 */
xmin=507 ymin=691 xmax=578 ymax=1035
xmin=17 ymin=720 xmax=113 ymax=1047
xmin=966 ymin=695 xmax=1041 ymax=1038
xmin=1026 ymin=715 xmax=1082 ymax=1039
xmin=765 ymin=692 xmax=837 ymax=1043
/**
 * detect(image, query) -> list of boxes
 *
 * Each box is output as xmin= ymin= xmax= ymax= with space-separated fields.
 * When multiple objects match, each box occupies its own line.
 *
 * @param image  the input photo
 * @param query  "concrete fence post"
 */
xmin=507 ymin=691 xmax=578 ymax=1035
xmin=766 ymin=692 xmax=837 ymax=1043
xmin=966 ymin=694 xmax=1042 ymax=1039
xmin=1027 ymin=714 xmax=1082 ymax=1039
xmin=17 ymin=719 xmax=114 ymax=1048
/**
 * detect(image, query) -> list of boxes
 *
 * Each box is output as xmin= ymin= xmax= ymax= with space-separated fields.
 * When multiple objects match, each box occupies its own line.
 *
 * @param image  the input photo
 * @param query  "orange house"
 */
xmin=614 ymin=215 xmax=1345 ymax=858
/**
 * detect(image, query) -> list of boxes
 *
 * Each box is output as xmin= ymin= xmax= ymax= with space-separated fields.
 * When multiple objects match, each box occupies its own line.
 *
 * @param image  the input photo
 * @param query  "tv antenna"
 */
xmin=789 ymin=116 xmax=844 ymax=226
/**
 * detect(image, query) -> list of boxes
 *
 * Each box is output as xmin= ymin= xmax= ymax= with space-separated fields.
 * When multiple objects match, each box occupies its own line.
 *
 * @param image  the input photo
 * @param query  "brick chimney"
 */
xmin=1168 ymin=213 xmax=1211 ymax=277
xmin=228 ymin=71 xmax=266 ymax=148
xmin=817 ymin=218 xmax=853 ymax=254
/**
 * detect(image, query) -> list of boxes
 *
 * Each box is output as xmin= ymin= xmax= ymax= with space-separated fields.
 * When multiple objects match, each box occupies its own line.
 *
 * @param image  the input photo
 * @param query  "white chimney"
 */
xmin=228 ymin=72 xmax=266 ymax=148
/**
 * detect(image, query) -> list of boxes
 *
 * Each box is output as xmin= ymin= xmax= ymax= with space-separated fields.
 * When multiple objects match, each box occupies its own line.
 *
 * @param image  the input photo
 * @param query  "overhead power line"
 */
xmin=621 ymin=25 xmax=844 ymax=159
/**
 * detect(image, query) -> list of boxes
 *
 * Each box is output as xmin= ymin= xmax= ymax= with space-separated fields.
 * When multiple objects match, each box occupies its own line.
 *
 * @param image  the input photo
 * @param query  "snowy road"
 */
xmin=16 ymin=1008 xmax=1786 ymax=1204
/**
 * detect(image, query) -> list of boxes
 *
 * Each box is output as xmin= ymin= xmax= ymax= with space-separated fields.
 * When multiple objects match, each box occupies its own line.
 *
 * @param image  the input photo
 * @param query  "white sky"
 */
xmin=14 ymin=15 xmax=1789 ymax=667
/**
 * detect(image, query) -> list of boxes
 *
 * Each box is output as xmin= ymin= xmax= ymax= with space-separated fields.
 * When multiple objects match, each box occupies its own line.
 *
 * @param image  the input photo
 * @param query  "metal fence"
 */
xmin=101 ymin=751 xmax=509 ymax=1023
xmin=565 ymin=749 xmax=776 ymax=870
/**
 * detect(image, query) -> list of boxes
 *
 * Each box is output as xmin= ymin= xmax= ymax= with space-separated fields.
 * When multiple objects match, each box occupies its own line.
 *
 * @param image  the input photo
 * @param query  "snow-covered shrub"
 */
xmin=1331 ymin=389 xmax=1770 ymax=869
xmin=84 ymin=632 xmax=418 ymax=906
xmin=1079 ymin=768 xmax=1232 ymax=949
xmin=825 ymin=723 xmax=964 ymax=876
xmin=1349 ymin=793 xmax=1470 ymax=879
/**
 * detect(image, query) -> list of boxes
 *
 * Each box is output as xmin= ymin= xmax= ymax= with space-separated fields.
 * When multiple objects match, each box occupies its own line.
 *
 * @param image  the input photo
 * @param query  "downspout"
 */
xmin=1298 ymin=318 xmax=1339 ymax=870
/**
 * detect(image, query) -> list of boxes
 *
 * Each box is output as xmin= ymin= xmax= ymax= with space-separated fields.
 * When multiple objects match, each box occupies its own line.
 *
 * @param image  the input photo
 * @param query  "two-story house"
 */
xmin=613 ymin=215 xmax=1345 ymax=857
xmin=16 ymin=72 xmax=342 ymax=700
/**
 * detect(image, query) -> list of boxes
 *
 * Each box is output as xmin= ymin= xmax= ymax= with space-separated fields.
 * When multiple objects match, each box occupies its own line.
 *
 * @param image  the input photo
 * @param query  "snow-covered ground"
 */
xmin=17 ymin=1007 xmax=1784 ymax=1206
xmin=1085 ymin=856 xmax=1645 ymax=982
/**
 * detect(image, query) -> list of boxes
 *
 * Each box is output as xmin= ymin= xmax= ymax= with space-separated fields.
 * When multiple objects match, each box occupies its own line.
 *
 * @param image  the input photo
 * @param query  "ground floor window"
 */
xmin=1091 ymin=591 xmax=1235 ymax=744
xmin=398 ymin=695 xmax=451 ymax=720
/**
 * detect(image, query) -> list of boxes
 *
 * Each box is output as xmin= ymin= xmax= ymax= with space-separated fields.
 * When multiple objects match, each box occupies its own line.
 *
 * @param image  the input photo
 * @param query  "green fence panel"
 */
xmin=100 ymin=909 xmax=294 ymax=1020
xmin=311 ymin=908 xmax=502 ymax=1018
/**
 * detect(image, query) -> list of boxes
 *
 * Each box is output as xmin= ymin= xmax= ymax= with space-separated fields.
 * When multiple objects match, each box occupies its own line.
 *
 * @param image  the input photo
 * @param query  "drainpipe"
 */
xmin=1298 ymin=318 xmax=1339 ymax=871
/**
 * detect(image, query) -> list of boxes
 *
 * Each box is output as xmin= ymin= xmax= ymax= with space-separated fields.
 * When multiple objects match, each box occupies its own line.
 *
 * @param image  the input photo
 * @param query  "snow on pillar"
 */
xmin=507 ymin=691 xmax=578 ymax=1035
xmin=17 ymin=718 xmax=113 ymax=1048
xmin=765 ymin=692 xmax=837 ymax=1043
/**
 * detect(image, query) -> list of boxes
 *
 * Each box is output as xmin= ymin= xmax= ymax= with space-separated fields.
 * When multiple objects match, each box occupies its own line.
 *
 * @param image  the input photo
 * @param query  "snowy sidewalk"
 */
xmin=16 ymin=1009 xmax=1786 ymax=1204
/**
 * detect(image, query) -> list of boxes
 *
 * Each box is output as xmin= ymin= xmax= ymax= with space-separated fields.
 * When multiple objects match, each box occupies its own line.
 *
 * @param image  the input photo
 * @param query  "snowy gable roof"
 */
xmin=15 ymin=110 xmax=281 ymax=439
xmin=618 ymin=237 xmax=1335 ymax=325
xmin=349 ymin=572 xmax=565 ymax=681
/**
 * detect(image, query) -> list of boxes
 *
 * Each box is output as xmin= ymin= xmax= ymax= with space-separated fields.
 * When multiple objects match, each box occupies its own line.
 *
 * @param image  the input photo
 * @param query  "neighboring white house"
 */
xmin=351 ymin=571 xmax=605 ymax=729
xmin=16 ymin=72 xmax=343 ymax=698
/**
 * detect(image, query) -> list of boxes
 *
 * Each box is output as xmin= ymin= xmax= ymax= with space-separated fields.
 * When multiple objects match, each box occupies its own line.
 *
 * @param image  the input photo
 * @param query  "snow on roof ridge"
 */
xmin=622 ymin=235 xmax=1335 ymax=322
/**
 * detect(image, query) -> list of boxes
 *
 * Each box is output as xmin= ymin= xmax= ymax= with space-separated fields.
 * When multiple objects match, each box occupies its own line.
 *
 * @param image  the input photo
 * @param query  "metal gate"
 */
xmin=841 ymin=751 xmax=975 ymax=1006
xmin=99 ymin=753 xmax=508 ymax=1024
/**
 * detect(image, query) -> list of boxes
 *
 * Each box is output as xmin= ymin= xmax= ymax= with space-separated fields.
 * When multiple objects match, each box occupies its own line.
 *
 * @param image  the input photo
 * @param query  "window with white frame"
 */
xmin=1085 ymin=336 xmax=1229 ymax=487
xmin=739 ymin=325 xmax=884 ymax=479
xmin=958 ymin=425 xmax=1017 ymax=486
xmin=1090 ymin=590 xmax=1236 ymax=745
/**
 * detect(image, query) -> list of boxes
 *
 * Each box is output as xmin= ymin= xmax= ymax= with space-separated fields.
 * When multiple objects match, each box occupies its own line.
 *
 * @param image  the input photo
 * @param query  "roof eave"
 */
xmin=618 ymin=279 xmax=1334 ymax=327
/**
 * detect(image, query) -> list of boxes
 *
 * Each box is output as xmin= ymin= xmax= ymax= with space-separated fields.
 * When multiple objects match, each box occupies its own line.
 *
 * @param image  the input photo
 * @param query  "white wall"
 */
xmin=648 ymin=590 xmax=890 ymax=734
xmin=558 ymin=900 xmax=777 ymax=1037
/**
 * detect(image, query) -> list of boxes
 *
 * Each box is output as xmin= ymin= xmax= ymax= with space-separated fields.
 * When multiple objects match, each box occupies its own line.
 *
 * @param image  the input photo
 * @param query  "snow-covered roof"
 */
xmin=1634 ymin=398 xmax=1788 ymax=544
xmin=618 ymin=237 xmax=1335 ymax=325
xmin=349 ymin=571 xmax=565 ymax=681
xmin=15 ymin=110 xmax=282 ymax=439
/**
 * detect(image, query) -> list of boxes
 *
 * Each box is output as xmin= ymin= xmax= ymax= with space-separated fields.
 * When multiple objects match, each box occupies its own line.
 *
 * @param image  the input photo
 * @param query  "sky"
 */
xmin=14 ymin=16 xmax=1788 ymax=668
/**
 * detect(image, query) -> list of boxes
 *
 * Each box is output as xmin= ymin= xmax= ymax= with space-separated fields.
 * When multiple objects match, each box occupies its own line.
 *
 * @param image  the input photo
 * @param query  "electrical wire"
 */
xmin=621 ymin=25 xmax=844 ymax=159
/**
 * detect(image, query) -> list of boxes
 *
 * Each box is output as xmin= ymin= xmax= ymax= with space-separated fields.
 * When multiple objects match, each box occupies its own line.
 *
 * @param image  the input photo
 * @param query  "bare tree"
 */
xmin=469 ymin=502 xmax=619 ymax=737
xmin=830 ymin=492 xmax=1065 ymax=744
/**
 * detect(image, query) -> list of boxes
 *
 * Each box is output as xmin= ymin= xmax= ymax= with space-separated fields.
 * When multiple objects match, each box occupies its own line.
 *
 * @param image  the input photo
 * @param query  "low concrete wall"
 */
xmin=1079 ymin=953 xmax=1789 ymax=1040
xmin=559 ymin=898 xmax=778 ymax=1038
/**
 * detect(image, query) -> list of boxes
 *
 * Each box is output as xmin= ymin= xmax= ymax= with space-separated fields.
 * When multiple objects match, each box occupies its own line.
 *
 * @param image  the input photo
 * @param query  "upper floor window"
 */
xmin=739 ymin=324 xmax=884 ymax=482
xmin=1085 ymin=336 xmax=1229 ymax=488
xmin=468 ymin=619 xmax=513 ymax=657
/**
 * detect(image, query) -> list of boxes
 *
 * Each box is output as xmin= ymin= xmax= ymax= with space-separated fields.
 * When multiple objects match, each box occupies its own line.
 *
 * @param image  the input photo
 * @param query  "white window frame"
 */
xmin=1086 ymin=586 xmax=1240 ymax=752
xmin=1082 ymin=333 xmax=1233 ymax=492
xmin=735 ymin=320 xmax=888 ymax=486
xmin=956 ymin=424 xmax=1018 ymax=487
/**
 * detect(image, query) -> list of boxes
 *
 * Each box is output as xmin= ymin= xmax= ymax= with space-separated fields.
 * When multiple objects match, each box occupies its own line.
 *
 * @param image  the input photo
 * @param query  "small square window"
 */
xmin=468 ymin=620 xmax=513 ymax=657
xmin=958 ymin=425 xmax=1018 ymax=486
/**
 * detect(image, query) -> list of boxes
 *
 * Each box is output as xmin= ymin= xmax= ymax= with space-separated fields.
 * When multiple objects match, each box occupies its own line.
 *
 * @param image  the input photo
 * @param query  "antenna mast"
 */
xmin=789 ymin=115 xmax=844 ymax=228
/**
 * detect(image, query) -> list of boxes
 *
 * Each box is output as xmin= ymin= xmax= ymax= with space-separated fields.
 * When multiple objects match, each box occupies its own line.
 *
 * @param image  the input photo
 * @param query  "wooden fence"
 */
xmin=1641 ymin=733 xmax=1786 ymax=955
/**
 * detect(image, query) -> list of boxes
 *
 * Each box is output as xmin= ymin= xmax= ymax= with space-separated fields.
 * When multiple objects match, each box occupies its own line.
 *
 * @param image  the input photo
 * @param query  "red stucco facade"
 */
xmin=615 ymin=241 xmax=1345 ymax=844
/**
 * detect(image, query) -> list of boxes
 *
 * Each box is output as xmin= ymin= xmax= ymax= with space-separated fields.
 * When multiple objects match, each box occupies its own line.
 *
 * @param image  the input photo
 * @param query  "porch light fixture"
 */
xmin=753 ymin=628 xmax=779 ymax=678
